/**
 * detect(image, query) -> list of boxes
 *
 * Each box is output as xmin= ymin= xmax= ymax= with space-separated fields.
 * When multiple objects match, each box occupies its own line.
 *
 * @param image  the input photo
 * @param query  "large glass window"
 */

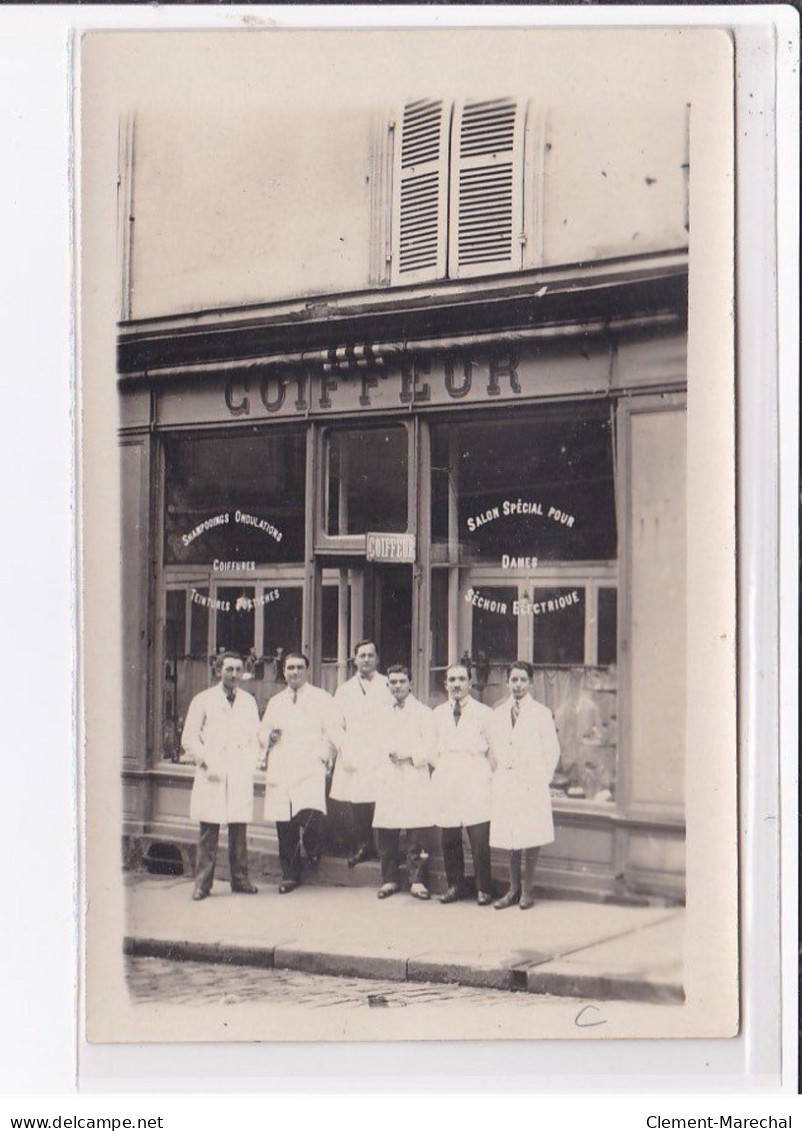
xmin=215 ymin=585 xmax=256 ymax=657
xmin=263 ymin=587 xmax=303 ymax=660
xmin=165 ymin=589 xmax=186 ymax=662
xmin=430 ymin=405 xmax=617 ymax=563
xmin=164 ymin=429 xmax=306 ymax=565
xmin=443 ymin=399 xmax=620 ymax=809
xmin=162 ymin=583 xmax=212 ymax=762
xmin=471 ymin=585 xmax=518 ymax=664
xmin=529 ymin=586 xmax=586 ymax=666
xmin=325 ymin=425 xmax=408 ymax=535
xmin=597 ymin=586 xmax=618 ymax=668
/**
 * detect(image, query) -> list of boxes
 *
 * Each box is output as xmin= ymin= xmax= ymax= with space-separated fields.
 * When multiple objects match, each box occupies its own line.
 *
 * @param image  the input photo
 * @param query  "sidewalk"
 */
xmin=125 ymin=874 xmax=684 ymax=1004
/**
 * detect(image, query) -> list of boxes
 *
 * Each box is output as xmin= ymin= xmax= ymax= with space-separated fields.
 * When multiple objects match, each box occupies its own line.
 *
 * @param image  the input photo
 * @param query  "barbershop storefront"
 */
xmin=119 ymin=269 xmax=687 ymax=901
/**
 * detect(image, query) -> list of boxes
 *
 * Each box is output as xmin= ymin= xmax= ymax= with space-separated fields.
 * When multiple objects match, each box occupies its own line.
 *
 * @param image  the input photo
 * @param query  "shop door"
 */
xmin=368 ymin=563 xmax=413 ymax=672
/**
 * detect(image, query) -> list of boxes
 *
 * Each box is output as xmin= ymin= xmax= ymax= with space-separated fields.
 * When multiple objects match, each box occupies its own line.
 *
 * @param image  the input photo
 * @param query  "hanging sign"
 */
xmin=365 ymin=532 xmax=416 ymax=563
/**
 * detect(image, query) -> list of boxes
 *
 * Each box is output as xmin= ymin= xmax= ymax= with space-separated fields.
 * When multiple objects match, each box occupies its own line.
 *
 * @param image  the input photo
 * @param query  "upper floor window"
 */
xmin=391 ymin=98 xmax=541 ymax=285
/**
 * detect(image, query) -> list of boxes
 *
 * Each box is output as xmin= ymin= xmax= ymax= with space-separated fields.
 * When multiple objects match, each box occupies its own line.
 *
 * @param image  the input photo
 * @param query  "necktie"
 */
xmin=453 ymin=700 xmax=462 ymax=724
xmin=226 ymin=691 xmax=236 ymax=707
xmin=292 ymin=689 xmax=298 ymax=705
xmin=511 ymin=700 xmax=520 ymax=728
xmin=394 ymin=700 xmax=404 ymax=711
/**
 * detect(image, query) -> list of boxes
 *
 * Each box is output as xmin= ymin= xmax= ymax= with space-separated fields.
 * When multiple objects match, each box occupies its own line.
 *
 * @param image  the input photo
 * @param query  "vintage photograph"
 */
xmin=80 ymin=26 xmax=737 ymax=1043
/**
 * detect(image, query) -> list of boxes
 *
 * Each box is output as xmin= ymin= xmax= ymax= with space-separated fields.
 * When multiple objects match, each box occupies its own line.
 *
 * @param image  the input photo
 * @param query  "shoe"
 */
xmin=410 ymin=884 xmax=430 ymax=901
xmin=347 ymin=844 xmax=375 ymax=868
xmin=377 ymin=883 xmax=400 ymax=900
xmin=231 ymin=882 xmax=258 ymax=894
xmin=306 ymin=853 xmax=321 ymax=869
xmin=439 ymin=886 xmax=461 ymax=904
xmin=476 ymin=891 xmax=493 ymax=907
xmin=493 ymin=890 xmax=521 ymax=910
xmin=192 ymin=889 xmax=209 ymax=902
xmin=278 ymin=881 xmax=298 ymax=895
xmin=519 ymin=895 xmax=535 ymax=910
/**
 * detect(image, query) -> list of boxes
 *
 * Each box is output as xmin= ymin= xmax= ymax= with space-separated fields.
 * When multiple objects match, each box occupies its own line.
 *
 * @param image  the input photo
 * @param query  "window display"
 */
xmin=164 ymin=429 xmax=306 ymax=564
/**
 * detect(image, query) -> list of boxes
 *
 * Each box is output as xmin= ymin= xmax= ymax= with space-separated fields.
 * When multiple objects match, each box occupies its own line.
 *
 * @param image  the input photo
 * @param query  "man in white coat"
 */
xmin=372 ymin=665 xmax=437 ymax=901
xmin=330 ymin=640 xmax=393 ymax=867
xmin=489 ymin=661 xmax=561 ymax=910
xmin=258 ymin=652 xmax=344 ymax=894
xmin=431 ymin=663 xmax=495 ymax=906
xmin=181 ymin=651 xmax=262 ymax=901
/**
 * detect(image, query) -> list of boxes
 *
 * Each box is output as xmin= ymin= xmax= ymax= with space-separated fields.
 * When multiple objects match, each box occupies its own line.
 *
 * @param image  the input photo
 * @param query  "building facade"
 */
xmin=119 ymin=93 xmax=688 ymax=900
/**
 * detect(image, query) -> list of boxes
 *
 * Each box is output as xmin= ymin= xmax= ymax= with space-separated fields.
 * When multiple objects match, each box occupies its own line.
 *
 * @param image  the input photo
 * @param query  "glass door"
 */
xmin=371 ymin=563 xmax=413 ymax=671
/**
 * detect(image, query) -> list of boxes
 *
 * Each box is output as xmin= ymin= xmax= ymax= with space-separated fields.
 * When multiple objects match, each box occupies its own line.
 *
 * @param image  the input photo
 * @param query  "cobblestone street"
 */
xmin=126 ymin=956 xmax=571 ymax=1011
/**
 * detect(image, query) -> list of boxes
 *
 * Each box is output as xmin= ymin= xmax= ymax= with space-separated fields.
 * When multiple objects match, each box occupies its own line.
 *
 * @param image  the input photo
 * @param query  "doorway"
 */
xmin=369 ymin=564 xmax=413 ymax=672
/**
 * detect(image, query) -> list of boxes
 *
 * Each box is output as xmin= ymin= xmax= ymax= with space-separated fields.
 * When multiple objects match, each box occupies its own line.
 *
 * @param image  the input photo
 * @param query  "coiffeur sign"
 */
xmin=366 ymin=533 xmax=416 ymax=563
xmin=153 ymin=346 xmax=612 ymax=428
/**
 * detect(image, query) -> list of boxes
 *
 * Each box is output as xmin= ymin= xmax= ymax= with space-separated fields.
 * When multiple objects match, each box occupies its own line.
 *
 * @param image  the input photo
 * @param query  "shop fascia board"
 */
xmin=117 ymin=250 xmax=688 ymax=381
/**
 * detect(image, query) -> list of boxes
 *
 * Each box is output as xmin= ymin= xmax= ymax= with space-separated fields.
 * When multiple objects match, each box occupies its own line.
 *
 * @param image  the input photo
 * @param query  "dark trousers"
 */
xmin=332 ymin=800 xmax=375 ymax=855
xmin=440 ymin=822 xmax=492 ymax=895
xmin=332 ymin=800 xmax=377 ymax=850
xmin=276 ymin=809 xmax=322 ymax=884
xmin=507 ymin=847 xmax=541 ymax=898
xmin=376 ymin=827 xmax=432 ymax=887
xmin=353 ymin=801 xmax=375 ymax=852
xmin=195 ymin=821 xmax=250 ymax=894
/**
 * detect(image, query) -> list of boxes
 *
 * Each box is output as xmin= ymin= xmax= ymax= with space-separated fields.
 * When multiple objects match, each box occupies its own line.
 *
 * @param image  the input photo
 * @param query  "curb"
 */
xmin=125 ymin=937 xmax=276 ymax=970
xmin=525 ymin=967 xmax=685 ymax=1005
xmin=124 ymin=936 xmax=683 ymax=1003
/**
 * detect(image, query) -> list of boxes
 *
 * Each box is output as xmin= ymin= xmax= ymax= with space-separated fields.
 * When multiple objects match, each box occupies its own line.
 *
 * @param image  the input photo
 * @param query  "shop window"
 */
xmin=215 ymin=586 xmax=256 ymax=657
xmin=461 ymin=579 xmax=618 ymax=805
xmin=471 ymin=585 xmax=518 ymax=664
xmin=391 ymin=98 xmax=534 ymax=284
xmin=189 ymin=588 xmax=209 ymax=657
xmin=162 ymin=583 xmax=211 ymax=762
xmin=263 ymin=587 xmax=303 ymax=660
xmin=164 ymin=429 xmax=306 ymax=565
xmin=538 ymin=664 xmax=618 ymax=806
xmin=325 ymin=426 xmax=408 ymax=535
xmin=597 ymin=586 xmax=618 ymax=667
xmin=530 ymin=587 xmax=586 ymax=666
xmin=165 ymin=589 xmax=186 ymax=661
xmin=430 ymin=406 xmax=617 ymax=564
xmin=430 ymin=426 xmax=451 ymax=544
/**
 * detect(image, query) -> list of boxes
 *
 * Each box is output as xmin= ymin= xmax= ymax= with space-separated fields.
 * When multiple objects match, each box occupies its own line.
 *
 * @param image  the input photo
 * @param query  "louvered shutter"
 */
xmin=391 ymin=100 xmax=449 ymax=285
xmin=448 ymin=98 xmax=524 ymax=279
